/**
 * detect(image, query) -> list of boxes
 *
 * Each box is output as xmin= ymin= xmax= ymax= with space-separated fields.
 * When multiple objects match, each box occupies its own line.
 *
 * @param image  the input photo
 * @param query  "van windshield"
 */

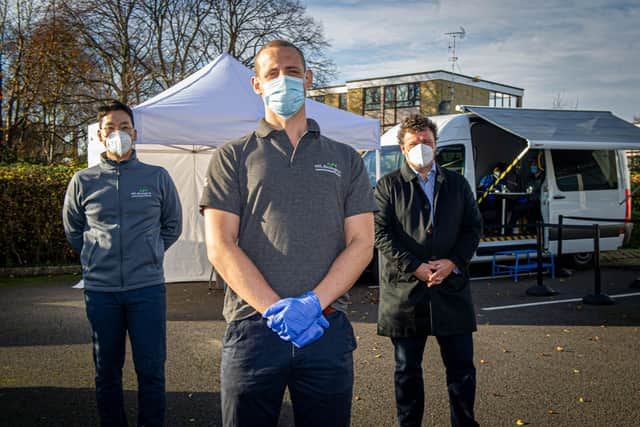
xmin=361 ymin=144 xmax=466 ymax=187
xmin=362 ymin=146 xmax=405 ymax=187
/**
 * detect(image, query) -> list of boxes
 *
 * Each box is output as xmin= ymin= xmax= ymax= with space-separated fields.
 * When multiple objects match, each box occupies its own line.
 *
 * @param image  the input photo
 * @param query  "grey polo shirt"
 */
xmin=200 ymin=118 xmax=378 ymax=322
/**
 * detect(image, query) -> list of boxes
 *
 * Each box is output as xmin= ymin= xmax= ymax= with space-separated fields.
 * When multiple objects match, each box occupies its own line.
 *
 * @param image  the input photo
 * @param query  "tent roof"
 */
xmin=461 ymin=105 xmax=640 ymax=150
xmin=133 ymin=53 xmax=380 ymax=150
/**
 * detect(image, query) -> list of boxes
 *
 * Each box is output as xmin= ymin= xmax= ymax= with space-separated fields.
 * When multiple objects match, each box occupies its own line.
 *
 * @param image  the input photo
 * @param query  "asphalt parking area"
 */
xmin=1 ymin=268 xmax=639 ymax=426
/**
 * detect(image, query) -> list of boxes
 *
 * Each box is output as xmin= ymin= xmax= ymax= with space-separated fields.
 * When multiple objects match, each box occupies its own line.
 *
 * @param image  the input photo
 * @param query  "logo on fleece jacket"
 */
xmin=130 ymin=187 xmax=153 ymax=198
xmin=314 ymin=162 xmax=342 ymax=177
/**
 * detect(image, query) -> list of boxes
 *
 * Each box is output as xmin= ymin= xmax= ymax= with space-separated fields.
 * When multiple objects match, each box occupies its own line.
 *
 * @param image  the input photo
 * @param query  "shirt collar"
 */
xmin=100 ymin=149 xmax=138 ymax=169
xmin=255 ymin=117 xmax=321 ymax=139
xmin=406 ymin=162 xmax=437 ymax=182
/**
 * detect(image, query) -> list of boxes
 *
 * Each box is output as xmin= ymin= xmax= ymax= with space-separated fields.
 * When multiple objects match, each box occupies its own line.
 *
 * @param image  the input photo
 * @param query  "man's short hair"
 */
xmin=397 ymin=115 xmax=438 ymax=145
xmin=254 ymin=39 xmax=306 ymax=74
xmin=97 ymin=101 xmax=135 ymax=128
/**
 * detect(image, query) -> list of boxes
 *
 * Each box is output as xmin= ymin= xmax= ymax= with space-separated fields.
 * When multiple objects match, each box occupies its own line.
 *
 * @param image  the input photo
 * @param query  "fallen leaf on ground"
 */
xmin=556 ymin=346 xmax=565 ymax=352
xmin=374 ymin=354 xmax=382 ymax=358
xmin=547 ymin=409 xmax=560 ymax=415
xmin=515 ymin=419 xmax=528 ymax=425
xmin=589 ymin=335 xmax=600 ymax=342
xmin=578 ymin=396 xmax=592 ymax=403
xmin=480 ymin=359 xmax=488 ymax=364
xmin=501 ymin=348 xmax=511 ymax=353
xmin=572 ymin=368 xmax=580 ymax=374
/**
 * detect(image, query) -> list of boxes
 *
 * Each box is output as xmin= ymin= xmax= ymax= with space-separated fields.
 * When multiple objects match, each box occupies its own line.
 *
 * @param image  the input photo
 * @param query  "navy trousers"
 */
xmin=220 ymin=311 xmax=356 ymax=427
xmin=84 ymin=285 xmax=167 ymax=427
xmin=391 ymin=334 xmax=478 ymax=427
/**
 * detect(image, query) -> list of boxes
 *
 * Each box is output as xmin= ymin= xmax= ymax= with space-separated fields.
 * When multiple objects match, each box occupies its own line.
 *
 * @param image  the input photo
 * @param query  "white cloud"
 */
xmin=304 ymin=0 xmax=640 ymax=121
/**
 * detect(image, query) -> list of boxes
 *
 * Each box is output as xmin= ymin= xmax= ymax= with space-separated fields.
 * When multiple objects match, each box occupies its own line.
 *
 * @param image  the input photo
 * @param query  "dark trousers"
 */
xmin=391 ymin=334 xmax=478 ymax=427
xmin=220 ymin=311 xmax=356 ymax=427
xmin=84 ymin=285 xmax=167 ymax=427
xmin=509 ymin=200 xmax=540 ymax=227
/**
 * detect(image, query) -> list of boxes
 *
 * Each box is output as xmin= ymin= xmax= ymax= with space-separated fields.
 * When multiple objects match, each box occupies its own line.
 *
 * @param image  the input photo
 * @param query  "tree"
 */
xmin=140 ymin=0 xmax=218 ymax=90
xmin=1 ymin=0 xmax=336 ymax=163
xmin=60 ymin=0 xmax=154 ymax=105
xmin=2 ymin=0 xmax=97 ymax=163
xmin=552 ymin=90 xmax=579 ymax=110
xmin=210 ymin=0 xmax=336 ymax=86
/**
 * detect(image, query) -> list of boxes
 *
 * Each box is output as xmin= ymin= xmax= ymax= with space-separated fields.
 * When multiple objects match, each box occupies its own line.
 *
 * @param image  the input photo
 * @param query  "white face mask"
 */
xmin=407 ymin=144 xmax=434 ymax=169
xmin=105 ymin=130 xmax=133 ymax=157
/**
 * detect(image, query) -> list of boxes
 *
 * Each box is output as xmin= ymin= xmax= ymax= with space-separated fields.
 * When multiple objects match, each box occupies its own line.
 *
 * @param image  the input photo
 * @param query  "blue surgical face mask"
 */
xmin=530 ymin=165 xmax=539 ymax=174
xmin=262 ymin=75 xmax=305 ymax=119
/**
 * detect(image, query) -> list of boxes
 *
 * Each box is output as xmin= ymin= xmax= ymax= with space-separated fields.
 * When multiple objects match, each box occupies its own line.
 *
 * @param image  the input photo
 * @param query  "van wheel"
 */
xmin=571 ymin=252 xmax=593 ymax=269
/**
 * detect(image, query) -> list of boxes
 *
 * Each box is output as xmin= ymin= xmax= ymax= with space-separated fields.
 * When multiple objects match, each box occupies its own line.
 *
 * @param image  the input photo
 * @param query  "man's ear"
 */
xmin=97 ymin=127 xmax=106 ymax=144
xmin=304 ymin=69 xmax=313 ymax=90
xmin=251 ymin=76 xmax=262 ymax=95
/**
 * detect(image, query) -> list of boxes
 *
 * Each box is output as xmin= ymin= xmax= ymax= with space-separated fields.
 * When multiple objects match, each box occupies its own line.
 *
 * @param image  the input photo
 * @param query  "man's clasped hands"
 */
xmin=263 ymin=291 xmax=329 ymax=348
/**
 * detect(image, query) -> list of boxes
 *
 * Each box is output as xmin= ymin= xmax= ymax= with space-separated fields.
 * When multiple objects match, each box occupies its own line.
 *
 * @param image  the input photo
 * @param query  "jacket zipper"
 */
xmin=117 ymin=166 xmax=124 ymax=288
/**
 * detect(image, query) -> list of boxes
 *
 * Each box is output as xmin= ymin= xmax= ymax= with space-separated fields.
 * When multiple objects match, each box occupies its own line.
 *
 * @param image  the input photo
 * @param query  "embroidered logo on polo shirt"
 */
xmin=314 ymin=162 xmax=342 ymax=177
xmin=130 ymin=186 xmax=153 ymax=198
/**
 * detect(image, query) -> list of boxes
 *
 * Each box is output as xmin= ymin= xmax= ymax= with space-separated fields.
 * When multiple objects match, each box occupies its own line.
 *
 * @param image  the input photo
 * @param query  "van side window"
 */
xmin=436 ymin=144 xmax=465 ymax=175
xmin=552 ymin=150 xmax=618 ymax=191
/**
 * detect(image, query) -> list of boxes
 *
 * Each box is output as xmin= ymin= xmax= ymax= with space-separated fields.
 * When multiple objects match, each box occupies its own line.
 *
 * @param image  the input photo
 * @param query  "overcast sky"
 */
xmin=303 ymin=0 xmax=640 ymax=122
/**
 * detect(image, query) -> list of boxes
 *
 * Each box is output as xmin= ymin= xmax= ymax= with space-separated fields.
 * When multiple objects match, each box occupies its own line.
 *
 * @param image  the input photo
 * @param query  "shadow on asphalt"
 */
xmin=0 ymin=387 xmax=297 ymax=426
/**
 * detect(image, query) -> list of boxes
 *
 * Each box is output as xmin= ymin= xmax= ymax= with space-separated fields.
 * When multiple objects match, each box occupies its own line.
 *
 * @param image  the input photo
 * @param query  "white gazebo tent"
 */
xmin=87 ymin=53 xmax=380 ymax=282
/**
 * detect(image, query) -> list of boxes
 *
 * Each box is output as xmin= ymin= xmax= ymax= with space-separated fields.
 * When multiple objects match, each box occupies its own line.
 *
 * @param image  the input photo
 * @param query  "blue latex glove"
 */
xmin=291 ymin=315 xmax=330 ymax=348
xmin=263 ymin=291 xmax=324 ymax=342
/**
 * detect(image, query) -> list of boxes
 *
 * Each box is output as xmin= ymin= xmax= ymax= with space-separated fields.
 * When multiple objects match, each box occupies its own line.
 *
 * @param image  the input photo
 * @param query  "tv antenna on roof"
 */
xmin=442 ymin=26 xmax=466 ymax=113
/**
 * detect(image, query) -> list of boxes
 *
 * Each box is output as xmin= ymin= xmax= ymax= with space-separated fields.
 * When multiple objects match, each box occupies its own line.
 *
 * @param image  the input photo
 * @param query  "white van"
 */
xmin=362 ymin=106 xmax=638 ymax=267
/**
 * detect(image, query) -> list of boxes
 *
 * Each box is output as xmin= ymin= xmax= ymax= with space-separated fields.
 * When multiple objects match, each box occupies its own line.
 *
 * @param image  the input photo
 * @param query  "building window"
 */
xmin=489 ymin=91 xmax=518 ymax=108
xmin=312 ymin=95 xmax=325 ymax=103
xmin=364 ymin=87 xmax=381 ymax=111
xmin=339 ymin=93 xmax=347 ymax=110
xmin=384 ymin=83 xmax=420 ymax=108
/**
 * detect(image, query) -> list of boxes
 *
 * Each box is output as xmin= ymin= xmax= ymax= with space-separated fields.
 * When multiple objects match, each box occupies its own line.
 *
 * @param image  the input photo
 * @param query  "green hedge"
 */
xmin=0 ymin=162 xmax=85 ymax=267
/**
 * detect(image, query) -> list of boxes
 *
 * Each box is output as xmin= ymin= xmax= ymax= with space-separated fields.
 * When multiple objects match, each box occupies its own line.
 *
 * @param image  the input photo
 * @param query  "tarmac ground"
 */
xmin=1 ymin=260 xmax=639 ymax=426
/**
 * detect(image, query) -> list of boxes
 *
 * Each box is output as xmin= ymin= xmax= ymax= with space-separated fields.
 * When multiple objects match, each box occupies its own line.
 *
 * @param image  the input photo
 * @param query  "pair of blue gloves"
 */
xmin=263 ymin=291 xmax=330 ymax=348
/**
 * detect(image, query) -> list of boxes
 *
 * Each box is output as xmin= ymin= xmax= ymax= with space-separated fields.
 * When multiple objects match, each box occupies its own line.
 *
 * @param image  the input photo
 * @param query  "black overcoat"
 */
xmin=374 ymin=162 xmax=482 ymax=337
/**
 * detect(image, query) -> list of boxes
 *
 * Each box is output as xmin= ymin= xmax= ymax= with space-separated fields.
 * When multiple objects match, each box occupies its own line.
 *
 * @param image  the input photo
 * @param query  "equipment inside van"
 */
xmin=362 ymin=106 xmax=640 ymax=268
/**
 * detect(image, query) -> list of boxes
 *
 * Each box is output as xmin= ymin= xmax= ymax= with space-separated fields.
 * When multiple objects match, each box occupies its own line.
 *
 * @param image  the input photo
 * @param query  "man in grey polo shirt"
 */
xmin=199 ymin=39 xmax=376 ymax=427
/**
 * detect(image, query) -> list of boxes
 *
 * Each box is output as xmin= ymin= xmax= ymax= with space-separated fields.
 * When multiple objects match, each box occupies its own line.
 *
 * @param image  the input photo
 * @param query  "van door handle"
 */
xmin=553 ymin=195 xmax=566 ymax=199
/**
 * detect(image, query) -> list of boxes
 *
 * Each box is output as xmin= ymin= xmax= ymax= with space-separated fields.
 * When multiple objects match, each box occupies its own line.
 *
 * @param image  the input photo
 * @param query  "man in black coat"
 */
xmin=374 ymin=115 xmax=482 ymax=427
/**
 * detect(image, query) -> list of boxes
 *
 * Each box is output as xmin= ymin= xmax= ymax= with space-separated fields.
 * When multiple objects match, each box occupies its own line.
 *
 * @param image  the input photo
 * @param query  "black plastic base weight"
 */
xmin=582 ymin=293 xmax=615 ymax=305
xmin=526 ymin=284 xmax=557 ymax=296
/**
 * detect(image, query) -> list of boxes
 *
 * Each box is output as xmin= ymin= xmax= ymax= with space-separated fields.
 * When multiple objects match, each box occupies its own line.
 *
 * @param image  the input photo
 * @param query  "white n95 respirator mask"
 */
xmin=105 ymin=131 xmax=133 ymax=157
xmin=407 ymin=144 xmax=434 ymax=169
